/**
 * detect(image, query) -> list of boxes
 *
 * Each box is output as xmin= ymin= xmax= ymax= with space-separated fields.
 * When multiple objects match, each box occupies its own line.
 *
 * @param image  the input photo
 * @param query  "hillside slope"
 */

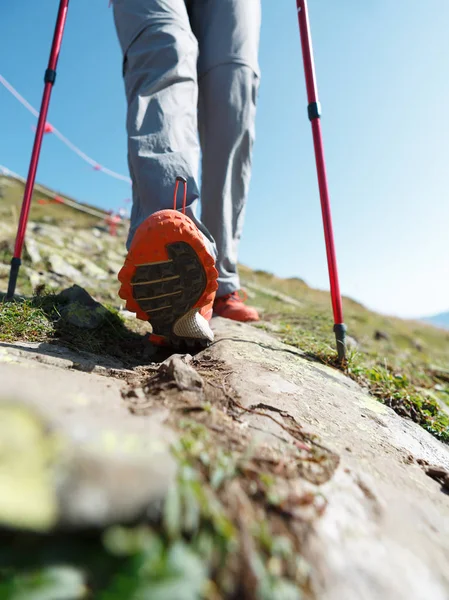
xmin=1 ymin=173 xmax=448 ymax=440
xmin=423 ymin=312 xmax=449 ymax=330
xmin=1 ymin=175 xmax=449 ymax=598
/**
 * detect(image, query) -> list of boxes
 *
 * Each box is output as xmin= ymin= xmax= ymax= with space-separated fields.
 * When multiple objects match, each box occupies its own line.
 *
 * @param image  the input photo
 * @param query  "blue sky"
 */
xmin=1 ymin=0 xmax=449 ymax=318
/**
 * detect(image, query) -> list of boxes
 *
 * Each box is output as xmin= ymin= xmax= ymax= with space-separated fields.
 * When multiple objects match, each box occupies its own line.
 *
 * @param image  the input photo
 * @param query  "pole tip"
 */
xmin=6 ymin=257 xmax=21 ymax=300
xmin=333 ymin=323 xmax=347 ymax=363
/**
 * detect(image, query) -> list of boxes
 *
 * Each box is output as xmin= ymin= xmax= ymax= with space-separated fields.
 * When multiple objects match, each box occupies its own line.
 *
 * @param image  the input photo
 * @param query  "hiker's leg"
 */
xmin=113 ymin=0 xmax=215 ymax=254
xmin=191 ymin=0 xmax=261 ymax=296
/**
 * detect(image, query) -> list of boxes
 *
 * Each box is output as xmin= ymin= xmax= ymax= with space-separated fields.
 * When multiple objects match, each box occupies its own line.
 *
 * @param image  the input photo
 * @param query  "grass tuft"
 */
xmin=0 ymin=293 xmax=151 ymax=365
xmin=0 ymin=297 xmax=55 ymax=343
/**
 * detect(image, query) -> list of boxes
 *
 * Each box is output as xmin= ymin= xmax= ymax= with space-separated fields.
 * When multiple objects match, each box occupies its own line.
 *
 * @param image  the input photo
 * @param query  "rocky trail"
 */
xmin=1 ymin=315 xmax=449 ymax=599
xmin=1 ymin=174 xmax=449 ymax=598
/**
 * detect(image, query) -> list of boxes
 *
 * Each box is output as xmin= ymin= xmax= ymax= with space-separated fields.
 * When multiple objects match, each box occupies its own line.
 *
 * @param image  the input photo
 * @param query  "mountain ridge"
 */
xmin=423 ymin=312 xmax=449 ymax=330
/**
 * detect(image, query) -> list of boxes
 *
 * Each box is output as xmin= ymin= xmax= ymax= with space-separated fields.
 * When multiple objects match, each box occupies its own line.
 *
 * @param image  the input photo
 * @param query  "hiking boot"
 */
xmin=213 ymin=290 xmax=259 ymax=322
xmin=118 ymin=209 xmax=218 ymax=348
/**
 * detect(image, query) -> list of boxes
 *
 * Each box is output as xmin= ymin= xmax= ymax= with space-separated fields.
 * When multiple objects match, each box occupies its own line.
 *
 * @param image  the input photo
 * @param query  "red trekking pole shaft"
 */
xmin=7 ymin=0 xmax=70 ymax=299
xmin=296 ymin=0 xmax=347 ymax=361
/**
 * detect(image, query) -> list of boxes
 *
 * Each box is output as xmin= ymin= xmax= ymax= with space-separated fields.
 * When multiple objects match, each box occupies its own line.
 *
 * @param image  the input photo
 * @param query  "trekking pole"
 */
xmin=296 ymin=0 xmax=347 ymax=362
xmin=6 ymin=0 xmax=70 ymax=299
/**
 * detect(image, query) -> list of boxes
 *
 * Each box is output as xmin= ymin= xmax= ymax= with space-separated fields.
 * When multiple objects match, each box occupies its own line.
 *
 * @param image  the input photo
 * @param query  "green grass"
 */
xmin=0 ymin=176 xmax=106 ymax=229
xmin=0 ymin=293 xmax=152 ymax=365
xmin=241 ymin=266 xmax=449 ymax=444
xmin=0 ymin=299 xmax=54 ymax=343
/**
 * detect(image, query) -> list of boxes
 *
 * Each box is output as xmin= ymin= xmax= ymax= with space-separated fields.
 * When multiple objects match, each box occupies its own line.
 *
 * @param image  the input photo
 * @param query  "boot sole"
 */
xmin=118 ymin=211 xmax=218 ymax=348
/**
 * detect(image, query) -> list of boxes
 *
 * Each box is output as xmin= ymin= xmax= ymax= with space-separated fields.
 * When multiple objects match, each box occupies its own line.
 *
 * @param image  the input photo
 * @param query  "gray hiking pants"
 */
xmin=113 ymin=0 xmax=261 ymax=296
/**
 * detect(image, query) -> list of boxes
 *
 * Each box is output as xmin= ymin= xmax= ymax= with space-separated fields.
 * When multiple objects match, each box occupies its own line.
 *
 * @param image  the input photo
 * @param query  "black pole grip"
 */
xmin=6 ymin=257 xmax=21 ymax=300
xmin=44 ymin=68 xmax=57 ymax=84
xmin=333 ymin=323 xmax=347 ymax=363
xmin=307 ymin=101 xmax=322 ymax=121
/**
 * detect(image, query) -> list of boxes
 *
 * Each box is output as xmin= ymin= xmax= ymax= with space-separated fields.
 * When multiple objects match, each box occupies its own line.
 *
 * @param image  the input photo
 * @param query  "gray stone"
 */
xmin=307 ymin=468 xmax=448 ymax=600
xmin=119 ymin=309 xmax=137 ymax=320
xmin=56 ymin=285 xmax=109 ymax=329
xmin=57 ymin=285 xmax=97 ymax=305
xmin=31 ymin=223 xmax=66 ymax=248
xmin=42 ymin=215 xmax=56 ymax=224
xmin=0 ymin=348 xmax=175 ymax=529
xmin=0 ymin=222 xmax=14 ymax=239
xmin=49 ymin=254 xmax=84 ymax=283
xmin=2 ymin=340 xmax=126 ymax=372
xmin=24 ymin=267 xmax=43 ymax=290
xmin=107 ymin=260 xmax=123 ymax=276
xmin=412 ymin=338 xmax=424 ymax=352
xmin=374 ymin=329 xmax=390 ymax=341
xmin=25 ymin=236 xmax=42 ymax=264
xmin=204 ymin=318 xmax=449 ymax=599
xmin=159 ymin=355 xmax=203 ymax=392
xmin=77 ymin=258 xmax=109 ymax=280
xmin=70 ymin=230 xmax=104 ymax=253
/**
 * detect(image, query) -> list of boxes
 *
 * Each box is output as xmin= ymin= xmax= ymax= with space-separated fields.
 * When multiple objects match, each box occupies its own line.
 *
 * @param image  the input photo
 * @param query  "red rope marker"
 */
xmin=0 ymin=73 xmax=132 ymax=183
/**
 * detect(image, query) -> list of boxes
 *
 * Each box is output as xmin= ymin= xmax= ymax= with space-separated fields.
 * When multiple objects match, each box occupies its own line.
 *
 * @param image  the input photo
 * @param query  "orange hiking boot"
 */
xmin=213 ymin=290 xmax=259 ymax=322
xmin=118 ymin=180 xmax=218 ymax=348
